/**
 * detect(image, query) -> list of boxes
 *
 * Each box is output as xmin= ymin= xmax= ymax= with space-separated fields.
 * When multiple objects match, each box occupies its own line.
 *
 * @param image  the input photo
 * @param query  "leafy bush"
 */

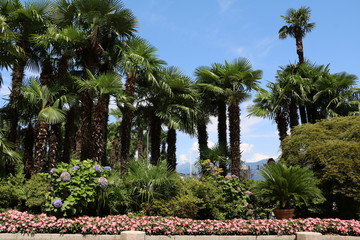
xmin=254 ymin=162 xmax=324 ymax=210
xmin=46 ymin=159 xmax=112 ymax=217
xmin=0 ymin=173 xmax=25 ymax=211
xmin=23 ymin=173 xmax=50 ymax=213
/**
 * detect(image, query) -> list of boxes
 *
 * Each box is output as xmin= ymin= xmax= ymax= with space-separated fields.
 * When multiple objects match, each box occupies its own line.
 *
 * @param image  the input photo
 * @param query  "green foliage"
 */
xmin=281 ymin=116 xmax=360 ymax=218
xmin=46 ymin=159 xmax=111 ymax=217
xmin=125 ymin=160 xmax=177 ymax=214
xmin=0 ymin=172 xmax=49 ymax=213
xmin=0 ymin=173 xmax=25 ymax=212
xmin=255 ymin=162 xmax=324 ymax=210
xmin=23 ymin=173 xmax=50 ymax=213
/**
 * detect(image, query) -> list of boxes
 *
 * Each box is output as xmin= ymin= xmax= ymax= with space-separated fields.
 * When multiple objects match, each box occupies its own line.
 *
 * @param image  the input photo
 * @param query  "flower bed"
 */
xmin=0 ymin=210 xmax=359 ymax=236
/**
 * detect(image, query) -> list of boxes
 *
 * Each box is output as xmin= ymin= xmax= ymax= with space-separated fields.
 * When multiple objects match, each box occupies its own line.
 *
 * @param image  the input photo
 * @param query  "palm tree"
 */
xmin=158 ymin=67 xmax=198 ymax=171
xmin=76 ymin=70 xmax=123 ymax=165
xmin=221 ymin=58 xmax=262 ymax=177
xmin=22 ymin=79 xmax=67 ymax=173
xmin=117 ymin=37 xmax=166 ymax=173
xmin=55 ymin=0 xmax=137 ymax=160
xmin=248 ymin=82 xmax=289 ymax=142
xmin=195 ymin=65 xmax=228 ymax=174
xmin=0 ymin=130 xmax=21 ymax=177
xmin=279 ymin=7 xmax=315 ymax=64
xmin=1 ymin=0 xmax=51 ymax=145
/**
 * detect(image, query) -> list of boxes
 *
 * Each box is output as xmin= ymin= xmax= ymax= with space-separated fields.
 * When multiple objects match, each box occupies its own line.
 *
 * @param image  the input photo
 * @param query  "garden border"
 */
xmin=0 ymin=232 xmax=360 ymax=240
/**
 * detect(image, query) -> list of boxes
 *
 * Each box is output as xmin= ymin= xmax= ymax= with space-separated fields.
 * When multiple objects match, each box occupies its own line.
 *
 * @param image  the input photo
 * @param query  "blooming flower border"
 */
xmin=0 ymin=211 xmax=359 ymax=236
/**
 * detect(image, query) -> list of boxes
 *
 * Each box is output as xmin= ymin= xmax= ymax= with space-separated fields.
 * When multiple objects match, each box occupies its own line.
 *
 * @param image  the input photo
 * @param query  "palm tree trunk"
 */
xmin=197 ymin=116 xmax=208 ymax=160
xmin=299 ymin=105 xmax=308 ymax=124
xmin=119 ymin=74 xmax=136 ymax=173
xmin=91 ymin=94 xmax=110 ymax=165
xmin=136 ymin=126 xmax=144 ymax=160
xmin=111 ymin=138 xmax=120 ymax=168
xmin=33 ymin=120 xmax=49 ymax=173
xmin=39 ymin=57 xmax=53 ymax=86
xmin=217 ymin=100 xmax=227 ymax=175
xmin=78 ymin=90 xmax=93 ymax=160
xmin=8 ymin=60 xmax=26 ymax=145
xmin=275 ymin=110 xmax=288 ymax=142
xmin=228 ymin=103 xmax=241 ymax=177
xmin=166 ymin=128 xmax=176 ymax=171
xmin=289 ymin=99 xmax=299 ymax=130
xmin=48 ymin=124 xmax=61 ymax=170
xmin=150 ymin=111 xmax=162 ymax=165
xmin=295 ymin=36 xmax=304 ymax=64
xmin=23 ymin=124 xmax=34 ymax=178
xmin=62 ymin=105 xmax=77 ymax=162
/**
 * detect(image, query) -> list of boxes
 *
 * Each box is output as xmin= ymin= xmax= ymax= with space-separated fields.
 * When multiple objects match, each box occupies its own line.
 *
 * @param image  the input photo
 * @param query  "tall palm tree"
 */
xmin=54 ymin=0 xmax=137 ymax=160
xmin=195 ymin=65 xmax=228 ymax=174
xmin=157 ymin=67 xmax=198 ymax=171
xmin=76 ymin=70 xmax=123 ymax=165
xmin=1 ymin=0 xmax=50 ymax=145
xmin=248 ymin=82 xmax=289 ymax=142
xmin=221 ymin=58 xmax=262 ymax=177
xmin=22 ymin=79 xmax=67 ymax=173
xmin=117 ymin=37 xmax=166 ymax=173
xmin=279 ymin=7 xmax=315 ymax=64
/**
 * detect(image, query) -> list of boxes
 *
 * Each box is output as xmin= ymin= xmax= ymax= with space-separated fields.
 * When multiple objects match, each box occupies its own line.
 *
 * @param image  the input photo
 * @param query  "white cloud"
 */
xmin=206 ymin=116 xmax=218 ymax=133
xmin=191 ymin=140 xmax=215 ymax=153
xmin=245 ymin=153 xmax=278 ymax=163
xmin=240 ymin=143 xmax=254 ymax=154
xmin=179 ymin=154 xmax=189 ymax=164
xmin=217 ymin=0 xmax=235 ymax=13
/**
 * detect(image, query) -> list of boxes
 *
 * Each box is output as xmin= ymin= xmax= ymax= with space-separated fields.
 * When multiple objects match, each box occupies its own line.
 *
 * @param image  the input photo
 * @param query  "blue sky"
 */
xmin=1 ymin=0 xmax=359 ymax=168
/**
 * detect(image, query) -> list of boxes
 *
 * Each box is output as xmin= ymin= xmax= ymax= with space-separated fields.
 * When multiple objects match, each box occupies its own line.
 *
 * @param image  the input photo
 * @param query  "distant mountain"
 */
xmin=177 ymin=162 xmax=198 ymax=175
xmin=176 ymin=158 xmax=273 ymax=180
xmin=245 ymin=159 xmax=268 ymax=180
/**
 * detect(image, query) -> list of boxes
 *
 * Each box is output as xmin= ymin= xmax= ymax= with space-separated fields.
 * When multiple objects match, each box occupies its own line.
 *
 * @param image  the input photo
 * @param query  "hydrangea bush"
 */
xmin=46 ymin=159 xmax=111 ymax=217
xmin=0 ymin=210 xmax=359 ymax=236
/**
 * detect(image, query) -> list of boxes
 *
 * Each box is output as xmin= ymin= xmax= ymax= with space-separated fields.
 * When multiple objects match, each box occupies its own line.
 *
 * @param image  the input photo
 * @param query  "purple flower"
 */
xmin=98 ymin=177 xmax=108 ymax=188
xmin=53 ymin=199 xmax=62 ymax=208
xmin=94 ymin=165 xmax=101 ymax=173
xmin=50 ymin=168 xmax=56 ymax=174
xmin=72 ymin=165 xmax=80 ymax=170
xmin=60 ymin=172 xmax=71 ymax=182
xmin=104 ymin=166 xmax=111 ymax=170
xmin=245 ymin=190 xmax=253 ymax=195
xmin=231 ymin=174 xmax=237 ymax=178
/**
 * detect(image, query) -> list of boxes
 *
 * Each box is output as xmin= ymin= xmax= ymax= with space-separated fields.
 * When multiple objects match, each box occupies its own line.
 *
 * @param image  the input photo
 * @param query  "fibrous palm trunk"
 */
xmin=91 ymin=94 xmax=110 ymax=165
xmin=197 ymin=116 xmax=208 ymax=161
xmin=23 ymin=124 xmax=34 ymax=178
xmin=289 ymin=99 xmax=299 ymax=130
xmin=78 ymin=90 xmax=93 ymax=160
xmin=33 ymin=120 xmax=48 ymax=173
xmin=136 ymin=126 xmax=144 ymax=160
xmin=275 ymin=110 xmax=288 ymax=142
xmin=150 ymin=111 xmax=162 ymax=165
xmin=8 ymin=60 xmax=26 ymax=146
xmin=166 ymin=127 xmax=176 ymax=171
xmin=228 ymin=103 xmax=241 ymax=177
xmin=299 ymin=105 xmax=308 ymax=124
xmin=62 ymin=105 xmax=77 ymax=162
xmin=119 ymin=74 xmax=136 ymax=174
xmin=48 ymin=124 xmax=61 ymax=170
xmin=295 ymin=35 xmax=304 ymax=64
xmin=217 ymin=100 xmax=227 ymax=175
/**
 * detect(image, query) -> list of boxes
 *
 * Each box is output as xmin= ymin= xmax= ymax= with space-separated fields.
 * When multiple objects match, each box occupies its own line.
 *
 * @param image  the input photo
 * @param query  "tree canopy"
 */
xmin=281 ymin=116 xmax=360 ymax=219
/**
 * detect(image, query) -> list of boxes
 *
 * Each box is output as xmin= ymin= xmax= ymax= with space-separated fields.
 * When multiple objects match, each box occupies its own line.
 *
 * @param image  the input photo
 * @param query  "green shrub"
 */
xmin=0 ymin=173 xmax=25 ymax=211
xmin=46 ymin=159 xmax=112 ymax=217
xmin=24 ymin=173 xmax=50 ymax=213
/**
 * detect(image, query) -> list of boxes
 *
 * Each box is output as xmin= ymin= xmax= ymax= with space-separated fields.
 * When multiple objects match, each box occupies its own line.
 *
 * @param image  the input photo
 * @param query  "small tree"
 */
xmin=281 ymin=116 xmax=360 ymax=218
